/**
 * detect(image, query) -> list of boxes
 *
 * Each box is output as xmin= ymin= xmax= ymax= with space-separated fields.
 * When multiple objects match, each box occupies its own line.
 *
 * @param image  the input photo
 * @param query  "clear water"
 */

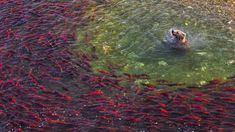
xmin=77 ymin=0 xmax=235 ymax=85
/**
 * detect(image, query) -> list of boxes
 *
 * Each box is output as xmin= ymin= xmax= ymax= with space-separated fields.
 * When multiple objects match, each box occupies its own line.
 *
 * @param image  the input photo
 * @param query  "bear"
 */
xmin=164 ymin=28 xmax=189 ymax=50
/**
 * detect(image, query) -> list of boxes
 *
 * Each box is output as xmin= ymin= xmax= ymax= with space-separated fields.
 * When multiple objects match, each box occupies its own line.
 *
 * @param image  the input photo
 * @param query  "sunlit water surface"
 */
xmin=77 ymin=0 xmax=235 ymax=85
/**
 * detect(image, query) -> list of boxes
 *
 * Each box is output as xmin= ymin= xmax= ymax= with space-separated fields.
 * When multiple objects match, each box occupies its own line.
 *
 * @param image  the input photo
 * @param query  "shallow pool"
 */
xmin=77 ymin=0 xmax=235 ymax=85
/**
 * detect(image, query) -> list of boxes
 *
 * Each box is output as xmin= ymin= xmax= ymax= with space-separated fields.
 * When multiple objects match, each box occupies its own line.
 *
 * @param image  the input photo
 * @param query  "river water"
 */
xmin=1 ymin=0 xmax=234 ymax=131
xmin=77 ymin=0 xmax=235 ymax=85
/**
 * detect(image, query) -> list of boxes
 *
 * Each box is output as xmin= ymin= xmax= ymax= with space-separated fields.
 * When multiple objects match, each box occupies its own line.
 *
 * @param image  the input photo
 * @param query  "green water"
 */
xmin=76 ymin=0 xmax=235 ymax=85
